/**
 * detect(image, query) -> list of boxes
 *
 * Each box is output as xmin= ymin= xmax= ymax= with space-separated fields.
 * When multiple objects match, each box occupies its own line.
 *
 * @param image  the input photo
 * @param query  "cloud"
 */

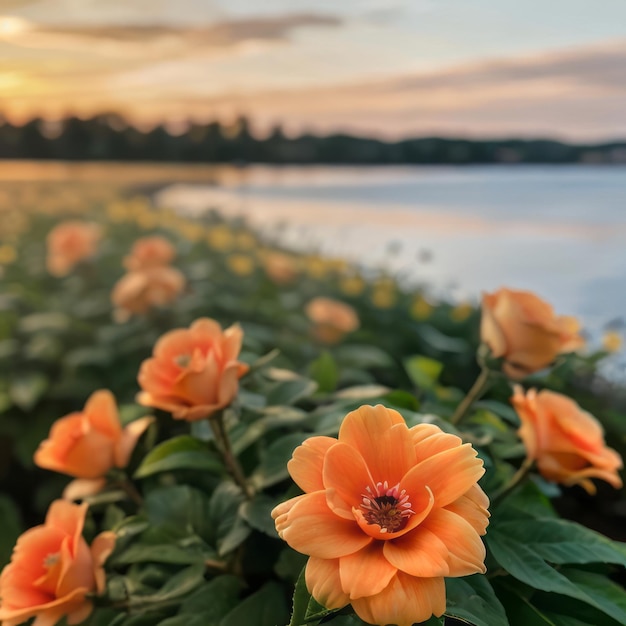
xmin=0 ymin=13 xmax=342 ymax=55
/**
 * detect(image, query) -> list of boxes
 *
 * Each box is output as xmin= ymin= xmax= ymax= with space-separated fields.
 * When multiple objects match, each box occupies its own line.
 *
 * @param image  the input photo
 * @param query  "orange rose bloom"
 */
xmin=262 ymin=251 xmax=298 ymax=285
xmin=111 ymin=266 xmax=186 ymax=323
xmin=481 ymin=288 xmax=584 ymax=379
xmin=305 ymin=297 xmax=360 ymax=344
xmin=272 ymin=405 xmax=489 ymax=626
xmin=46 ymin=221 xmax=101 ymax=277
xmin=34 ymin=390 xmax=153 ymax=500
xmin=137 ymin=318 xmax=249 ymax=421
xmin=0 ymin=500 xmax=116 ymax=626
xmin=512 ymin=387 xmax=623 ymax=494
xmin=123 ymin=236 xmax=176 ymax=271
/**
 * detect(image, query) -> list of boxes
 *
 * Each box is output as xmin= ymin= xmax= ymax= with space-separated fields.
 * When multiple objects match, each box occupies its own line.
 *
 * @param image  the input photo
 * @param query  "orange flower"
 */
xmin=262 ymin=251 xmax=298 ymax=285
xmin=34 ymin=390 xmax=153 ymax=500
xmin=481 ymin=288 xmax=584 ymax=379
xmin=512 ymin=387 xmax=623 ymax=494
xmin=272 ymin=405 xmax=489 ymax=626
xmin=305 ymin=297 xmax=360 ymax=344
xmin=0 ymin=500 xmax=116 ymax=626
xmin=111 ymin=266 xmax=186 ymax=323
xmin=46 ymin=221 xmax=101 ymax=277
xmin=137 ymin=318 xmax=249 ymax=421
xmin=123 ymin=235 xmax=176 ymax=271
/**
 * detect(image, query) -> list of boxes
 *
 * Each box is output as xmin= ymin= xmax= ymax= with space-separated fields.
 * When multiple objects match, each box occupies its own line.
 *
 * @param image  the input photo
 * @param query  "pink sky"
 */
xmin=1 ymin=1 xmax=626 ymax=139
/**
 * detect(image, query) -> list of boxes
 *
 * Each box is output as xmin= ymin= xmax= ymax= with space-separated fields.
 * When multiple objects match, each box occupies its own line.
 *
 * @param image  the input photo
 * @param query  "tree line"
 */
xmin=1 ymin=114 xmax=625 ymax=164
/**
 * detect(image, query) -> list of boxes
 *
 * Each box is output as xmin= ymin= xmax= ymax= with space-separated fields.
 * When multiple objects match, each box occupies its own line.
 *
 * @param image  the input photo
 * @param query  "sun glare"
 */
xmin=0 ymin=16 xmax=31 ymax=39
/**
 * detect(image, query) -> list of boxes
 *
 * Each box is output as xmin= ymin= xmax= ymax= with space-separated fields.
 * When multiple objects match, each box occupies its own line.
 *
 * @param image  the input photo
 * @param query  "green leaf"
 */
xmin=267 ymin=378 xmax=318 ymax=406
xmin=145 ymin=486 xmax=212 ymax=541
xmin=208 ymin=482 xmax=250 ymax=556
xmin=112 ymin=543 xmax=213 ymax=566
xmin=180 ymin=574 xmax=241 ymax=614
xmin=289 ymin=568 xmax=313 ymax=626
xmin=334 ymin=385 xmax=390 ymax=400
xmin=309 ymin=351 xmax=339 ymax=393
xmin=414 ymin=324 xmax=469 ymax=353
xmin=9 ymin=372 xmax=49 ymax=410
xmin=445 ymin=575 xmax=509 ymax=626
xmin=404 ymin=355 xmax=443 ymax=390
xmin=487 ymin=531 xmax=626 ymax=623
xmin=334 ymin=344 xmax=394 ymax=369
xmin=250 ymin=432 xmax=312 ymax=489
xmin=220 ymin=582 xmax=289 ymax=626
xmin=19 ymin=312 xmax=71 ymax=334
xmin=231 ymin=406 xmax=309 ymax=455
xmin=240 ymin=494 xmax=280 ymax=538
xmin=134 ymin=435 xmax=223 ymax=479
xmin=490 ymin=519 xmax=626 ymax=568
xmin=383 ymin=389 xmax=420 ymax=411
xmin=474 ymin=400 xmax=520 ymax=426
xmin=128 ymin=564 xmax=206 ymax=607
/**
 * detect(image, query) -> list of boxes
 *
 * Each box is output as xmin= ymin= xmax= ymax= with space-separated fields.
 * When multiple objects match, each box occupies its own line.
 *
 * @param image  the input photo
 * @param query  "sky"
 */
xmin=1 ymin=0 xmax=626 ymax=140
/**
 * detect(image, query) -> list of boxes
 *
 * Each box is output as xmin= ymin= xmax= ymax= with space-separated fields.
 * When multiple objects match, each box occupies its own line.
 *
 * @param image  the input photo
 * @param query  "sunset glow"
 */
xmin=2 ymin=1 xmax=626 ymax=139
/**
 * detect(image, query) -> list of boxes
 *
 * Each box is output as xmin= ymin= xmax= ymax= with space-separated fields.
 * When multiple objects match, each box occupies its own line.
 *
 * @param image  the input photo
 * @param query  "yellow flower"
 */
xmin=450 ymin=301 xmax=474 ymax=322
xmin=207 ymin=226 xmax=234 ymax=251
xmin=135 ymin=212 xmax=159 ymax=230
xmin=0 ymin=244 xmax=17 ymax=265
xmin=602 ymin=331 xmax=622 ymax=353
xmin=411 ymin=296 xmax=433 ymax=320
xmin=340 ymin=275 xmax=365 ymax=296
xmin=105 ymin=201 xmax=130 ymax=223
xmin=305 ymin=256 xmax=328 ymax=280
xmin=235 ymin=232 xmax=257 ymax=250
xmin=371 ymin=287 xmax=396 ymax=309
xmin=227 ymin=254 xmax=255 ymax=276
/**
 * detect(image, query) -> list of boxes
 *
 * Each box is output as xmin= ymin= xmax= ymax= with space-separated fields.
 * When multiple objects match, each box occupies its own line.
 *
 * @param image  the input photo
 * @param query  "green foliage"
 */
xmin=2 ymin=188 xmax=626 ymax=626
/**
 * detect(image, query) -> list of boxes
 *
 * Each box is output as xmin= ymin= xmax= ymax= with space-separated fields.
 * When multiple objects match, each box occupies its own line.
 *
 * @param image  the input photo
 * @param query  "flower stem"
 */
xmin=115 ymin=474 xmax=144 ymax=507
xmin=491 ymin=457 xmax=535 ymax=507
xmin=210 ymin=415 xmax=253 ymax=499
xmin=449 ymin=367 xmax=492 ymax=426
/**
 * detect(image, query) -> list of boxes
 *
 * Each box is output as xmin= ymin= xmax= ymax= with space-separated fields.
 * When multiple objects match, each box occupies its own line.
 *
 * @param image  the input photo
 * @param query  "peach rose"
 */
xmin=111 ymin=266 xmax=186 ymax=323
xmin=137 ymin=318 xmax=249 ymax=421
xmin=272 ymin=405 xmax=489 ymax=626
xmin=34 ymin=390 xmax=153 ymax=500
xmin=123 ymin=236 xmax=176 ymax=271
xmin=481 ymin=288 xmax=584 ymax=378
xmin=512 ymin=386 xmax=623 ymax=494
xmin=0 ymin=500 xmax=116 ymax=626
xmin=262 ymin=251 xmax=298 ymax=285
xmin=46 ymin=221 xmax=101 ymax=277
xmin=305 ymin=297 xmax=360 ymax=344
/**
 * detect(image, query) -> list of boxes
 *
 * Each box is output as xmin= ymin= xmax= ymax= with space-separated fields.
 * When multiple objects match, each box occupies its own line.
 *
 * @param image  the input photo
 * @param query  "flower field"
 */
xmin=1 ymin=180 xmax=626 ymax=626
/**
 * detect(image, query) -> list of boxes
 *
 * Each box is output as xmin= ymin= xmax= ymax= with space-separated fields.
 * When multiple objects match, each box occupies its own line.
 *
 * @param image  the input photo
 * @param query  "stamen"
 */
xmin=175 ymin=354 xmax=191 ymax=368
xmin=359 ymin=481 xmax=415 ymax=533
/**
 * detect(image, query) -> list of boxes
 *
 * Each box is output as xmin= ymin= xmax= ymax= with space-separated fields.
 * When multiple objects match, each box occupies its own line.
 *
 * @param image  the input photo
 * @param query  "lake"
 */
xmin=155 ymin=165 xmax=626 ymax=341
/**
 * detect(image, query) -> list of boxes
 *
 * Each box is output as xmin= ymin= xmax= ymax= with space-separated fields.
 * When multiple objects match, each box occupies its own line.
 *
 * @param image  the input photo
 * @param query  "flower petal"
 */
xmin=410 ymin=426 xmax=464 ymax=463
xmin=84 ymin=390 xmax=121 ymax=439
xmin=62 ymin=479 xmax=106 ymax=502
xmin=288 ymin=437 xmax=337 ymax=493
xmin=383 ymin=526 xmax=450 ymax=577
xmin=444 ymin=484 xmax=490 ymax=536
xmin=114 ymin=416 xmax=154 ymax=468
xmin=421 ymin=508 xmax=486 ymax=576
xmin=305 ymin=557 xmax=350 ymax=610
xmin=351 ymin=572 xmax=445 ymax=626
xmin=402 ymin=444 xmax=485 ymax=508
xmin=339 ymin=542 xmax=397 ymax=599
xmin=276 ymin=492 xmax=372 ymax=559
xmin=338 ymin=405 xmax=415 ymax=486
xmin=323 ymin=442 xmax=373 ymax=509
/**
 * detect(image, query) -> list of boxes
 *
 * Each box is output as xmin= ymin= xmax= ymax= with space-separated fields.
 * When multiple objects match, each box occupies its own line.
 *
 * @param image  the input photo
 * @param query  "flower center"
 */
xmin=175 ymin=354 xmax=191 ymax=368
xmin=360 ymin=481 xmax=414 ymax=533
xmin=44 ymin=552 xmax=60 ymax=569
